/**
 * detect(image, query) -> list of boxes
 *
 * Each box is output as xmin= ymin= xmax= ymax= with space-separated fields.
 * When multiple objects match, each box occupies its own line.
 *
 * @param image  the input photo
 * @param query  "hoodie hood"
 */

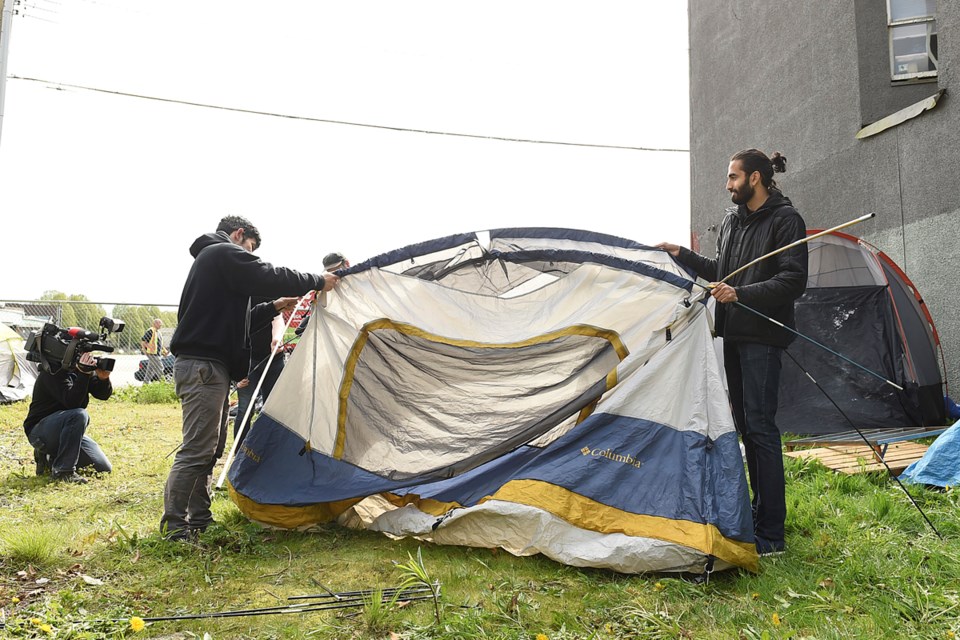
xmin=189 ymin=231 xmax=231 ymax=258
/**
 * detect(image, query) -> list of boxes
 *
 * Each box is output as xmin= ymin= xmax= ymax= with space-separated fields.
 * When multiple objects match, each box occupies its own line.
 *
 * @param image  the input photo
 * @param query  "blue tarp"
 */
xmin=900 ymin=419 xmax=960 ymax=487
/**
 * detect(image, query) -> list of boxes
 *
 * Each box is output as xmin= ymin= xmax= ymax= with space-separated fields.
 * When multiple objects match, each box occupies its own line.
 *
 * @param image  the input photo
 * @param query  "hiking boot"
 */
xmin=755 ymin=537 xmax=785 ymax=557
xmin=34 ymin=448 xmax=51 ymax=476
xmin=52 ymin=471 xmax=88 ymax=484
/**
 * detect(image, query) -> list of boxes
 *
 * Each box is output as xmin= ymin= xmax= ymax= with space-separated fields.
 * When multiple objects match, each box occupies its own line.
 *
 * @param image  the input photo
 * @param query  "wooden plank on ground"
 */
xmin=784 ymin=426 xmax=947 ymax=451
xmin=784 ymin=442 xmax=928 ymax=475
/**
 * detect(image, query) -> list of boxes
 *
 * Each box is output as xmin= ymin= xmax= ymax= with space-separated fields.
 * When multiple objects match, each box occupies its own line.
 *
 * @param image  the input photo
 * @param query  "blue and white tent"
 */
xmin=228 ymin=228 xmax=759 ymax=573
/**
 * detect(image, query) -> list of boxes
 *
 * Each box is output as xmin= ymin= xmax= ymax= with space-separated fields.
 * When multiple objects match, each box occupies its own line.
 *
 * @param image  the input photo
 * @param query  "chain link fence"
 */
xmin=0 ymin=299 xmax=179 ymax=388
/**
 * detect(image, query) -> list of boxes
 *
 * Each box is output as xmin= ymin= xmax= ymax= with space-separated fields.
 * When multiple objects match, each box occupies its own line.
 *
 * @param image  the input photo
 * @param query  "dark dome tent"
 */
xmin=777 ymin=231 xmax=947 ymax=435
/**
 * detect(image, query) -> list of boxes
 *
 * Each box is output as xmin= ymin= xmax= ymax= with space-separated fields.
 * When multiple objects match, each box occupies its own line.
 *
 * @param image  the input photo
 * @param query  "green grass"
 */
xmin=1 ymin=393 xmax=959 ymax=639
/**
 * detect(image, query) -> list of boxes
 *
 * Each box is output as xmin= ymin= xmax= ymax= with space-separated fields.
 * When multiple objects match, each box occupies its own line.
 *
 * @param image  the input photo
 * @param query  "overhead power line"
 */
xmin=8 ymin=75 xmax=689 ymax=153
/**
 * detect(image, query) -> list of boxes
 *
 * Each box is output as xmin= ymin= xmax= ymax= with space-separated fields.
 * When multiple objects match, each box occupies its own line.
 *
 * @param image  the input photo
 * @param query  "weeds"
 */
xmin=0 ymin=523 xmax=64 ymax=566
xmin=395 ymin=546 xmax=442 ymax=625
xmin=111 ymin=380 xmax=178 ymax=404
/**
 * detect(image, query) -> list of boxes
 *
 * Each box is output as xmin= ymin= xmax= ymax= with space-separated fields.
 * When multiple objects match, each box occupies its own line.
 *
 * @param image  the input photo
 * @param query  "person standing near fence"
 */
xmin=140 ymin=318 xmax=164 ymax=382
xmin=161 ymin=215 xmax=339 ymax=542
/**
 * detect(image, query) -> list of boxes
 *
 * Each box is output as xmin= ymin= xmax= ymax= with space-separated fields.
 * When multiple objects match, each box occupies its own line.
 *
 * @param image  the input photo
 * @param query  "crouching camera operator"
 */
xmin=22 ymin=318 xmax=123 ymax=484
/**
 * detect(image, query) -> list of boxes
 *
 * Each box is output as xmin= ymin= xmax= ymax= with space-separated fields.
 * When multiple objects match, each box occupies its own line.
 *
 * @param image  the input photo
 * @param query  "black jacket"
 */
xmin=170 ymin=232 xmax=325 ymax=381
xmin=23 ymin=369 xmax=112 ymax=433
xmin=675 ymin=192 xmax=808 ymax=347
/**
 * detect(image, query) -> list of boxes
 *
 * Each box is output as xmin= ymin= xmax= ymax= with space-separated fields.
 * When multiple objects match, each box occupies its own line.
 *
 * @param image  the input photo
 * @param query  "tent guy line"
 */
xmin=9 ymin=75 xmax=691 ymax=153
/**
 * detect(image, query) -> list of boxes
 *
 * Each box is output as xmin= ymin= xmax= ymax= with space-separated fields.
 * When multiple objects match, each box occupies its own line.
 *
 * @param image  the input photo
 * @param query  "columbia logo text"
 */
xmin=581 ymin=446 xmax=643 ymax=468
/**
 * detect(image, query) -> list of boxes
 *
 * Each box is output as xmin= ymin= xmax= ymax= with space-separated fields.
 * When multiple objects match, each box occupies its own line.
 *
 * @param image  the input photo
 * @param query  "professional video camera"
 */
xmin=25 ymin=317 xmax=126 ymax=374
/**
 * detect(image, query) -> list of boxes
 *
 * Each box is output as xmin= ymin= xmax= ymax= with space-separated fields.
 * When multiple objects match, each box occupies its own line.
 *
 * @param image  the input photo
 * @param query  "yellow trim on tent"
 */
xmin=484 ymin=479 xmax=759 ymax=572
xmin=382 ymin=492 xmax=462 ymax=516
xmin=232 ymin=478 xmax=757 ymax=572
xmin=383 ymin=479 xmax=757 ymax=571
xmin=334 ymin=319 xmax=629 ymax=458
xmin=228 ymin=483 xmax=363 ymax=529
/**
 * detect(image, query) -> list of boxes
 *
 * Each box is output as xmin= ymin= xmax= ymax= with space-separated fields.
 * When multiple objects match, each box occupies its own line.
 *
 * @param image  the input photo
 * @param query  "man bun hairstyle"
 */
xmin=731 ymin=148 xmax=787 ymax=191
xmin=217 ymin=215 xmax=262 ymax=250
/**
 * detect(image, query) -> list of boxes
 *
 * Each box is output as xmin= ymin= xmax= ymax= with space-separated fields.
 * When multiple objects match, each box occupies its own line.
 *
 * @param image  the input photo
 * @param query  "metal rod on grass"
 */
xmin=99 ymin=592 xmax=439 ymax=624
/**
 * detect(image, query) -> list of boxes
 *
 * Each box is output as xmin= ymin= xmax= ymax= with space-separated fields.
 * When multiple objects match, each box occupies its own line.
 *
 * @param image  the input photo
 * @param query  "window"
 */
xmin=888 ymin=0 xmax=937 ymax=81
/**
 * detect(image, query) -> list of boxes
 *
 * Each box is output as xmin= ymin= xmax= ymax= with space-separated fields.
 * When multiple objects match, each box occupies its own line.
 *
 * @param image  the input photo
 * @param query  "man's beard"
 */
xmin=730 ymin=181 xmax=755 ymax=205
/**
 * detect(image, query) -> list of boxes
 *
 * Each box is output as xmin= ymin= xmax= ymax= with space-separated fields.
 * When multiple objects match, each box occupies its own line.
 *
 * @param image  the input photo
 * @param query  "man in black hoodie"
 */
xmin=162 ymin=215 xmax=338 ymax=540
xmin=657 ymin=149 xmax=807 ymax=556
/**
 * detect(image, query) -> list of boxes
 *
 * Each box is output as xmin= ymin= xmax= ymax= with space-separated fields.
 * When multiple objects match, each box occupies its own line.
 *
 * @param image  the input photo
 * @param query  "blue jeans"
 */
xmin=28 ymin=408 xmax=112 ymax=476
xmin=724 ymin=341 xmax=786 ymax=545
xmin=234 ymin=356 xmax=284 ymax=444
xmin=161 ymin=357 xmax=230 ymax=536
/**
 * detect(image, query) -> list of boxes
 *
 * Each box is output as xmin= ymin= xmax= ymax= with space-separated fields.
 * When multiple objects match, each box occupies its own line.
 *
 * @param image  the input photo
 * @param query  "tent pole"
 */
xmin=692 ymin=281 xmax=904 ymax=391
xmin=718 ymin=212 xmax=876 ymax=285
xmin=730 ymin=298 xmax=903 ymax=391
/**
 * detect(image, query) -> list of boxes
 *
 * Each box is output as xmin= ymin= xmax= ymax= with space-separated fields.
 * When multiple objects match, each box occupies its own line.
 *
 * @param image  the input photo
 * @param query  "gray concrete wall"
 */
xmin=690 ymin=0 xmax=960 ymax=395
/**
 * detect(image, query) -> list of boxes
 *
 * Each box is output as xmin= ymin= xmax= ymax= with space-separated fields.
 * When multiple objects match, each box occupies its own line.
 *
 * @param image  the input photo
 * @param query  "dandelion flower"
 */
xmin=751 ymin=592 xmax=760 ymax=600
xmin=30 ymin=618 xmax=42 ymax=625
xmin=12 ymin=596 xmax=20 ymax=603
xmin=130 ymin=617 xmax=146 ymax=632
xmin=40 ymin=624 xmax=53 ymax=634
xmin=654 ymin=582 xmax=665 ymax=592
xmin=772 ymin=613 xmax=781 ymax=626
xmin=535 ymin=634 xmax=549 ymax=640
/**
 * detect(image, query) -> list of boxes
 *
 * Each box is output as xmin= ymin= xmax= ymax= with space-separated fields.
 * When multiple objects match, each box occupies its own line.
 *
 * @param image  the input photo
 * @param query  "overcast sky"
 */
xmin=0 ymin=0 xmax=690 ymax=305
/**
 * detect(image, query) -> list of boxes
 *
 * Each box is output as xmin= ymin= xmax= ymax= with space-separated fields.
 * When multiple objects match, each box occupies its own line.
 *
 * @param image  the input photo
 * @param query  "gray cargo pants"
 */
xmin=161 ymin=356 xmax=230 ymax=537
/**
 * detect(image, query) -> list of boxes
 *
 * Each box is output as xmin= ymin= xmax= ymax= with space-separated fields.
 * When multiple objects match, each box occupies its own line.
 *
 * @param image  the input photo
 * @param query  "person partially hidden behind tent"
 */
xmin=23 ymin=351 xmax=113 ymax=484
xmin=234 ymin=303 xmax=290 ymax=446
xmin=295 ymin=252 xmax=349 ymax=337
xmin=162 ymin=215 xmax=339 ymax=542
xmin=657 ymin=149 xmax=808 ymax=556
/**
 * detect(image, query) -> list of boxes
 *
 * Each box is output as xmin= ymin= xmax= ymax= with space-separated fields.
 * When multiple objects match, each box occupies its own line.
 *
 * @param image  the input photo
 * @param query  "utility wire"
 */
xmin=8 ymin=75 xmax=690 ymax=153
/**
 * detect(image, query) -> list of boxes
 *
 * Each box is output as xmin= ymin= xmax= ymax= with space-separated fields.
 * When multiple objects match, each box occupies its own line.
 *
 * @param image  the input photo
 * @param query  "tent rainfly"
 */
xmin=229 ymin=228 xmax=759 ymax=574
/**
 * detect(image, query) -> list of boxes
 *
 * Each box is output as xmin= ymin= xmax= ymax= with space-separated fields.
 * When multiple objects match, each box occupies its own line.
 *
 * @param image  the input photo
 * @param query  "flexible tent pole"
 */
xmin=215 ymin=293 xmax=313 ymax=490
xmin=718 ymin=212 xmax=876 ymax=285
xmin=695 ymin=211 xmax=901 ymax=390
xmin=727 ymin=297 xmax=903 ymax=391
